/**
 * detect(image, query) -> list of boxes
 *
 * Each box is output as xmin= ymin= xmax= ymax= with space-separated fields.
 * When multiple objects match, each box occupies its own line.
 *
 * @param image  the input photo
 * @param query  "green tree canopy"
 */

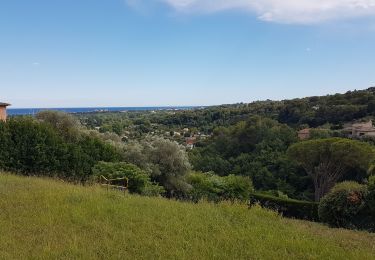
xmin=123 ymin=137 xmax=191 ymax=196
xmin=36 ymin=111 xmax=82 ymax=141
xmin=288 ymin=138 xmax=375 ymax=201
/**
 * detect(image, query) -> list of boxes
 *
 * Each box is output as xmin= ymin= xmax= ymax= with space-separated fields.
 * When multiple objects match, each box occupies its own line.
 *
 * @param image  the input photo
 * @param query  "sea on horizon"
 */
xmin=8 ymin=106 xmax=199 ymax=116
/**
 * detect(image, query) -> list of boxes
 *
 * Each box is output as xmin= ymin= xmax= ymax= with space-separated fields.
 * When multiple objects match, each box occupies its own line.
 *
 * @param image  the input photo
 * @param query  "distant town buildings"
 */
xmin=0 ymin=102 xmax=10 ymax=121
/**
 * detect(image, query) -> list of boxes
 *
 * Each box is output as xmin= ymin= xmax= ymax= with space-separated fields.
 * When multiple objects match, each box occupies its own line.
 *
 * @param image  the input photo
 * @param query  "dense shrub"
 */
xmin=36 ymin=110 xmax=82 ymax=141
xmin=318 ymin=182 xmax=374 ymax=231
xmin=92 ymin=162 xmax=164 ymax=196
xmin=123 ymin=138 xmax=191 ymax=196
xmin=222 ymin=174 xmax=254 ymax=202
xmin=187 ymin=172 xmax=225 ymax=202
xmin=249 ymin=193 xmax=319 ymax=221
xmin=0 ymin=117 xmax=64 ymax=174
xmin=187 ymin=172 xmax=253 ymax=202
xmin=0 ymin=117 xmax=121 ymax=182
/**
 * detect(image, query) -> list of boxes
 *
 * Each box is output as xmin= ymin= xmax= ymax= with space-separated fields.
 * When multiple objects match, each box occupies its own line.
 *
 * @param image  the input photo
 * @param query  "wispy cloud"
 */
xmin=155 ymin=0 xmax=375 ymax=24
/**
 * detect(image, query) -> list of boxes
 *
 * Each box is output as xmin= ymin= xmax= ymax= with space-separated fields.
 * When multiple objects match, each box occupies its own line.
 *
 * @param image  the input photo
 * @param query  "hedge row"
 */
xmin=249 ymin=193 xmax=319 ymax=221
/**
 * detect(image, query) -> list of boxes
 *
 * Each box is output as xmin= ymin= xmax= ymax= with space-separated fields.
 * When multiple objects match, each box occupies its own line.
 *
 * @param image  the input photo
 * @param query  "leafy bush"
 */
xmin=0 ymin=117 xmax=63 ymax=174
xmin=36 ymin=110 xmax=82 ymax=141
xmin=187 ymin=172 xmax=253 ymax=202
xmin=92 ymin=162 xmax=164 ymax=196
xmin=0 ymin=117 xmax=121 ymax=182
xmin=222 ymin=174 xmax=254 ymax=202
xmin=123 ymin=138 xmax=191 ymax=196
xmin=318 ymin=182 xmax=372 ymax=230
xmin=140 ymin=183 xmax=166 ymax=197
xmin=249 ymin=193 xmax=319 ymax=221
xmin=187 ymin=172 xmax=224 ymax=202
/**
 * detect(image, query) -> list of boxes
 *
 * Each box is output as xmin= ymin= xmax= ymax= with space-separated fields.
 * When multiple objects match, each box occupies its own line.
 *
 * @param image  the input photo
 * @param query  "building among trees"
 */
xmin=185 ymin=137 xmax=197 ymax=149
xmin=0 ymin=102 xmax=10 ymax=121
xmin=344 ymin=120 xmax=375 ymax=137
xmin=297 ymin=128 xmax=311 ymax=140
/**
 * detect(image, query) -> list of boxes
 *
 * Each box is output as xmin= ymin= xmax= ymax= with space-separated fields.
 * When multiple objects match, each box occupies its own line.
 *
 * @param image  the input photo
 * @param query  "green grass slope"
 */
xmin=0 ymin=174 xmax=374 ymax=259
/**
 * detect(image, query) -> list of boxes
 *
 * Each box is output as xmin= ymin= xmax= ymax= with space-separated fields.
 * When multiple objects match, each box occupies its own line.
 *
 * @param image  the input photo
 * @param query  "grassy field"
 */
xmin=0 ymin=173 xmax=374 ymax=259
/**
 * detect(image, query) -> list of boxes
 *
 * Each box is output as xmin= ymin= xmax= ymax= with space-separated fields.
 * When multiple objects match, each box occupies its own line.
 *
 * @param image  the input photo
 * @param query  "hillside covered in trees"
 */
xmin=161 ymin=86 xmax=375 ymax=129
xmin=78 ymin=87 xmax=375 ymax=136
xmin=1 ymin=87 xmax=375 ymax=232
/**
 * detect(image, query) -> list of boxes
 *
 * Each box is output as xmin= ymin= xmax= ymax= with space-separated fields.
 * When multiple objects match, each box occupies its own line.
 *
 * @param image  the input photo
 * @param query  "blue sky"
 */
xmin=1 ymin=0 xmax=375 ymax=108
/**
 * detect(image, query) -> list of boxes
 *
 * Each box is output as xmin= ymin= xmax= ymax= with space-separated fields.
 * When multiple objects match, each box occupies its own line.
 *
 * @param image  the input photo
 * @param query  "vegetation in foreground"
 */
xmin=2 ymin=88 xmax=375 ymax=232
xmin=0 ymin=173 xmax=374 ymax=259
xmin=2 ymin=110 xmax=375 ymax=231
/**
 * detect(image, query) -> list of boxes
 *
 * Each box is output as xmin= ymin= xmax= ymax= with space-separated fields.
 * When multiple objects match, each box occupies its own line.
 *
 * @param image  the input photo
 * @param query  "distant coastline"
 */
xmin=8 ymin=106 xmax=201 ymax=116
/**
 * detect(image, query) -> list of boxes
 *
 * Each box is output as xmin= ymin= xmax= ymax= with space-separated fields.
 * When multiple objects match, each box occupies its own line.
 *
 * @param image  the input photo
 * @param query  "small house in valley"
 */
xmin=0 ymin=102 xmax=10 ymax=121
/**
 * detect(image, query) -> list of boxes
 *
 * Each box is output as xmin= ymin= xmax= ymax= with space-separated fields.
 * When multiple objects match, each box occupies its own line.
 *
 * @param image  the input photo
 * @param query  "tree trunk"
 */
xmin=314 ymin=187 xmax=321 ymax=202
xmin=312 ymin=162 xmax=344 ymax=202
